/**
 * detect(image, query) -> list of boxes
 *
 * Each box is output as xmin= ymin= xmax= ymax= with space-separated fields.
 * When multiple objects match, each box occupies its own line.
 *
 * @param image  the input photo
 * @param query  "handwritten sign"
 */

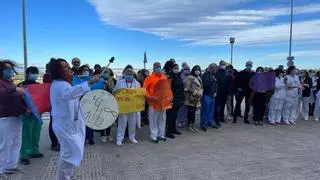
xmin=115 ymin=88 xmax=146 ymax=113
xmin=80 ymin=90 xmax=119 ymax=130
xmin=252 ymin=72 xmax=276 ymax=92
xmin=150 ymin=79 xmax=173 ymax=111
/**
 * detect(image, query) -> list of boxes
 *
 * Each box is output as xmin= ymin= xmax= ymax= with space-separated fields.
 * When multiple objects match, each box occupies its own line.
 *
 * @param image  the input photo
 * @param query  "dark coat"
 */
xmin=302 ymin=77 xmax=313 ymax=97
xmin=202 ymin=71 xmax=217 ymax=96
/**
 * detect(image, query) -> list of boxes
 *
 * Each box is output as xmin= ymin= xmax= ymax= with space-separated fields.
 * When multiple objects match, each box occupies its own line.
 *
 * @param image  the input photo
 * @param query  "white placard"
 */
xmin=80 ymin=90 xmax=119 ymax=130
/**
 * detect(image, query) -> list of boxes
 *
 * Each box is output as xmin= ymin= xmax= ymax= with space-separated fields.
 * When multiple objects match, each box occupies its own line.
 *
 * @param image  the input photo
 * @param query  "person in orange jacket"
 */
xmin=144 ymin=62 xmax=172 ymax=143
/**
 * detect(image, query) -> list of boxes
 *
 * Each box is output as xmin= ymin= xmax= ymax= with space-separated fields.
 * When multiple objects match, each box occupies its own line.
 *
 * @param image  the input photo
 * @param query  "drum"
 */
xmin=80 ymin=90 xmax=119 ymax=130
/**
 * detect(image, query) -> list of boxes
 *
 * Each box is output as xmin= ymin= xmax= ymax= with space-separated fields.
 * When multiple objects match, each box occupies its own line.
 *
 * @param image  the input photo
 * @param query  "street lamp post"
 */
xmin=22 ymin=0 xmax=28 ymax=78
xmin=143 ymin=51 xmax=147 ymax=69
xmin=287 ymin=0 xmax=294 ymax=67
xmin=229 ymin=37 xmax=235 ymax=65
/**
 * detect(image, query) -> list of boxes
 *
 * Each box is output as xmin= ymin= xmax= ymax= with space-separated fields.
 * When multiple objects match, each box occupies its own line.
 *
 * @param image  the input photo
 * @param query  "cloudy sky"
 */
xmin=0 ymin=0 xmax=319 ymax=70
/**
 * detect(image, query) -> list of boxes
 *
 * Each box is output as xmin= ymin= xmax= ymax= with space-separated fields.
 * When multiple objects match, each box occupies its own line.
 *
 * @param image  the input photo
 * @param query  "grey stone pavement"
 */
xmin=7 ymin=114 xmax=320 ymax=180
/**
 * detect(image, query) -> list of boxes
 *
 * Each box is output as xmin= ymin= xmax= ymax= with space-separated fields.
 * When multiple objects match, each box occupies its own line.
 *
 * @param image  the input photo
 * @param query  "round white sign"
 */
xmin=80 ymin=90 xmax=119 ymax=130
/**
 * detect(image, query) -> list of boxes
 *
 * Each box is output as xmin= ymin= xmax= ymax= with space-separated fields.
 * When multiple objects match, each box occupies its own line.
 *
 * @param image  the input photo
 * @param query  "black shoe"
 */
xmin=166 ymin=133 xmax=175 ymax=139
xmin=216 ymin=123 xmax=222 ymax=128
xmin=172 ymin=131 xmax=182 ymax=135
xmin=158 ymin=137 xmax=166 ymax=141
xmin=212 ymin=125 xmax=219 ymax=129
xmin=237 ymin=115 xmax=243 ymax=118
xmin=201 ymin=127 xmax=207 ymax=132
xmin=20 ymin=158 xmax=31 ymax=165
xmin=233 ymin=120 xmax=237 ymax=124
xmin=89 ymin=139 xmax=95 ymax=145
xmin=51 ymin=145 xmax=60 ymax=152
xmin=221 ymin=120 xmax=227 ymax=123
xmin=30 ymin=153 xmax=44 ymax=159
xmin=150 ymin=139 xmax=158 ymax=144
xmin=244 ymin=121 xmax=250 ymax=124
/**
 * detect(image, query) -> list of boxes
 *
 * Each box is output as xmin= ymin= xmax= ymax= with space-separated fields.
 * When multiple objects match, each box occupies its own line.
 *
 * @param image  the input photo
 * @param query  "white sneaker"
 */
xmin=130 ymin=138 xmax=138 ymax=144
xmin=290 ymin=121 xmax=296 ymax=125
xmin=304 ymin=116 xmax=308 ymax=121
xmin=116 ymin=141 xmax=122 ymax=146
xmin=107 ymin=136 xmax=114 ymax=142
xmin=101 ymin=136 xmax=107 ymax=143
xmin=315 ymin=117 xmax=319 ymax=121
xmin=0 ymin=172 xmax=7 ymax=179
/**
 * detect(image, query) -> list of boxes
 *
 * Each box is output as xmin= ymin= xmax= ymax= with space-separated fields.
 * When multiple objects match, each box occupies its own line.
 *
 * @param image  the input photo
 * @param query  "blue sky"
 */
xmin=0 ymin=0 xmax=319 ymax=71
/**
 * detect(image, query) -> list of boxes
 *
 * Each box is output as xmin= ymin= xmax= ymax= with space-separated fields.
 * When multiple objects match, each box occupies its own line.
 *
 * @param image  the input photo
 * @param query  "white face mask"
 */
xmin=82 ymin=71 xmax=89 ymax=76
xmin=220 ymin=65 xmax=226 ymax=69
xmin=173 ymin=69 xmax=180 ymax=74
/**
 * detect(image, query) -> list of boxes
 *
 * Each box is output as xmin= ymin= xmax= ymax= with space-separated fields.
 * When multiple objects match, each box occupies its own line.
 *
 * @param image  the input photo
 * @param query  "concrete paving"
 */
xmin=6 ymin=116 xmax=320 ymax=180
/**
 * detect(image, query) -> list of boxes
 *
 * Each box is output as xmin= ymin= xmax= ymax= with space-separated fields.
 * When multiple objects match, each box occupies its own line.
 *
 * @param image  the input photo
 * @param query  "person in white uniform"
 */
xmin=49 ymin=58 xmax=99 ymax=180
xmin=268 ymin=69 xmax=286 ymax=125
xmin=283 ymin=66 xmax=302 ymax=125
xmin=113 ymin=67 xmax=140 ymax=146
xmin=0 ymin=60 xmax=25 ymax=179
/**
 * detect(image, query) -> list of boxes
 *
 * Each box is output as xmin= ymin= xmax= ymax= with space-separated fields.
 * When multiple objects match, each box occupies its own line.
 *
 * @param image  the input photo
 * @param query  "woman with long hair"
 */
xmin=184 ymin=65 xmax=203 ymax=132
xmin=49 ymin=58 xmax=99 ymax=179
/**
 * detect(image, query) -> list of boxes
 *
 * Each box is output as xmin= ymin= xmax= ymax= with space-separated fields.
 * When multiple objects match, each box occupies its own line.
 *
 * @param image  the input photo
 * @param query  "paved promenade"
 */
xmin=7 ymin=116 xmax=320 ymax=180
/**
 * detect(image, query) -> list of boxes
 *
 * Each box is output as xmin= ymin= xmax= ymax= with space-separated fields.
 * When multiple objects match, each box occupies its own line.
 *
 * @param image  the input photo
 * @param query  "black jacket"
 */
xmin=202 ymin=71 xmax=217 ymax=96
xmin=215 ymin=69 xmax=229 ymax=95
xmin=235 ymin=69 xmax=255 ymax=93
xmin=302 ymin=77 xmax=313 ymax=97
xmin=317 ymin=78 xmax=320 ymax=93
xmin=169 ymin=73 xmax=185 ymax=107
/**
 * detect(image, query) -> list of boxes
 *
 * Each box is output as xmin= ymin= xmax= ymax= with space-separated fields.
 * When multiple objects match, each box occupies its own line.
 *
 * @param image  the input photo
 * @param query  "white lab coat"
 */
xmin=113 ymin=79 xmax=141 ymax=143
xmin=283 ymin=75 xmax=301 ymax=124
xmin=50 ymin=80 xmax=90 ymax=167
xmin=268 ymin=77 xmax=286 ymax=123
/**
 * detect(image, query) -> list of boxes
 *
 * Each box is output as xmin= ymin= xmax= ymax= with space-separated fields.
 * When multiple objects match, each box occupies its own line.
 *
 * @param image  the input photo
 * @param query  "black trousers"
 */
xmin=86 ymin=126 xmax=94 ymax=140
xmin=100 ymin=127 xmax=111 ymax=137
xmin=141 ymin=103 xmax=149 ymax=125
xmin=187 ymin=106 xmax=197 ymax=125
xmin=215 ymin=93 xmax=228 ymax=122
xmin=253 ymin=92 xmax=267 ymax=122
xmin=166 ymin=104 xmax=181 ymax=133
xmin=234 ymin=90 xmax=252 ymax=122
xmin=49 ymin=115 xmax=59 ymax=147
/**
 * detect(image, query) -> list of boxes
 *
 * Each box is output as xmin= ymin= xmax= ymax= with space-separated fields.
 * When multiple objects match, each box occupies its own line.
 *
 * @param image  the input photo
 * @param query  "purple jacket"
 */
xmin=0 ymin=79 xmax=25 ymax=118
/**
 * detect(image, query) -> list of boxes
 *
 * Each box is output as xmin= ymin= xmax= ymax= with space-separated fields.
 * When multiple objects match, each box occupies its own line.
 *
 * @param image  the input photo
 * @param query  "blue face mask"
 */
xmin=124 ymin=75 xmax=134 ymax=81
xmin=155 ymin=68 xmax=162 ymax=74
xmin=29 ymin=74 xmax=39 ymax=81
xmin=102 ymin=73 xmax=109 ymax=79
xmin=2 ymin=69 xmax=14 ymax=80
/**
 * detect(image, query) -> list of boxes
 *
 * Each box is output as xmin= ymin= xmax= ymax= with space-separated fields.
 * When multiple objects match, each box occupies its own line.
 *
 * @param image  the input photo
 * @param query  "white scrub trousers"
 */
xmin=148 ymin=107 xmax=166 ymax=140
xmin=117 ymin=113 xmax=137 ymax=143
xmin=57 ymin=160 xmax=75 ymax=180
xmin=283 ymin=98 xmax=298 ymax=124
xmin=0 ymin=117 xmax=22 ymax=174
xmin=301 ymin=97 xmax=311 ymax=120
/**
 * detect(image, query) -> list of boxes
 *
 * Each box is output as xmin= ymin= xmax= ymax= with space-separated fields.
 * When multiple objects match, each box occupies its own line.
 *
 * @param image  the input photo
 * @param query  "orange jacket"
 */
xmin=143 ymin=73 xmax=167 ymax=97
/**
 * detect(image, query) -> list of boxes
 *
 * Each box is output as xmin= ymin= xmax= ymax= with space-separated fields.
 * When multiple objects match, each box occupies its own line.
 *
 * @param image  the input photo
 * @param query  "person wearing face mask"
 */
xmin=233 ymin=61 xmax=255 ymax=124
xmin=165 ymin=64 xmax=185 ymax=138
xmin=300 ymin=71 xmax=313 ymax=121
xmin=144 ymin=62 xmax=170 ymax=143
xmin=0 ymin=60 xmax=25 ymax=179
xmin=184 ymin=65 xmax=203 ymax=132
xmin=226 ymin=65 xmax=237 ymax=122
xmin=137 ymin=69 xmax=150 ymax=126
xmin=283 ymin=66 xmax=303 ymax=125
xmin=215 ymin=60 xmax=230 ymax=126
xmin=114 ymin=67 xmax=140 ymax=146
xmin=249 ymin=67 xmax=267 ymax=126
xmin=49 ymin=58 xmax=100 ymax=180
xmin=200 ymin=64 xmax=218 ymax=131
xmin=268 ymin=69 xmax=286 ymax=125
xmin=308 ymin=70 xmax=317 ymax=117
xmin=17 ymin=66 xmax=44 ymax=166
xmin=72 ymin=65 xmax=105 ymax=145
xmin=98 ymin=67 xmax=116 ymax=143
xmin=176 ymin=65 xmax=191 ymax=128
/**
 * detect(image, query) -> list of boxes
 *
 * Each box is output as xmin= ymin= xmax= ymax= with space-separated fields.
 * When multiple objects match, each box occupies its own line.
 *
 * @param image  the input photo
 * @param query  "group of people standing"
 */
xmin=1 ymin=57 xmax=320 ymax=180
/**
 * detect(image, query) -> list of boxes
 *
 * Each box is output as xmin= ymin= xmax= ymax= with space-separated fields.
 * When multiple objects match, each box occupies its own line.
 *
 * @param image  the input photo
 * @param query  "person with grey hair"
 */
xmin=233 ymin=61 xmax=255 ymax=124
xmin=71 ymin=57 xmax=81 ymax=75
xmin=200 ymin=63 xmax=219 ymax=131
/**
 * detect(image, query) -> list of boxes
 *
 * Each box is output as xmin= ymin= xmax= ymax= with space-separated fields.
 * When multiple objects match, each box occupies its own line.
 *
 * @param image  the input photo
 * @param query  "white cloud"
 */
xmin=266 ymin=50 xmax=320 ymax=59
xmin=89 ymin=1 xmax=320 ymax=46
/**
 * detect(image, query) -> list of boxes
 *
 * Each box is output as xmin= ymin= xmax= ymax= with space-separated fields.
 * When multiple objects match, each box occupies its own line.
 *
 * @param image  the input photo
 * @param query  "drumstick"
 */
xmin=100 ymin=57 xmax=115 ymax=75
